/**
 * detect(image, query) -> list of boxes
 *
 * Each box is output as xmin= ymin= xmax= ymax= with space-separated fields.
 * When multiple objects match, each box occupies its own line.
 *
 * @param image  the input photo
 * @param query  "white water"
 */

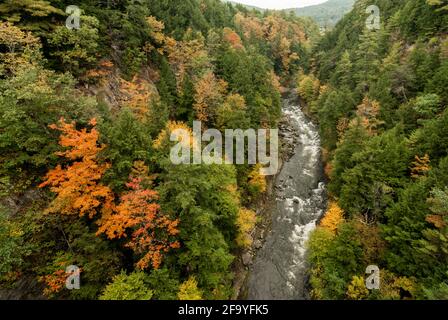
xmin=247 ymin=97 xmax=326 ymax=299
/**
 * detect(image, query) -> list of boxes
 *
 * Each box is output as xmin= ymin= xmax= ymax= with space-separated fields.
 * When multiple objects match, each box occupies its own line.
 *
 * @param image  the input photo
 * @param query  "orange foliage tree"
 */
xmin=40 ymin=122 xmax=180 ymax=271
xmin=193 ymin=71 xmax=227 ymax=124
xmin=411 ymin=154 xmax=431 ymax=179
xmin=354 ymin=97 xmax=384 ymax=136
xmin=39 ymin=118 xmax=115 ymax=219
xmin=97 ymin=162 xmax=180 ymax=270
xmin=222 ymin=27 xmax=244 ymax=50
xmin=119 ymin=76 xmax=154 ymax=120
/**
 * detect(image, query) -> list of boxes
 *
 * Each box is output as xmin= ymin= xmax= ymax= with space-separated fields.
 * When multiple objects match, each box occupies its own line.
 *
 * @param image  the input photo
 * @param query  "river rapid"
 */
xmin=247 ymin=94 xmax=327 ymax=300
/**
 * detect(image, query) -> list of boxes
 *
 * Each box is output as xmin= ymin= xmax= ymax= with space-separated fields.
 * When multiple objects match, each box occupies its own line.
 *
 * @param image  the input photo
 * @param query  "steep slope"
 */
xmin=300 ymin=0 xmax=448 ymax=300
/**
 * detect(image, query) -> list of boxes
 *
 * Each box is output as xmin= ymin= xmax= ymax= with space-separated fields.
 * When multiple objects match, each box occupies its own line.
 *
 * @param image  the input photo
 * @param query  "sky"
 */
xmin=232 ymin=0 xmax=328 ymax=9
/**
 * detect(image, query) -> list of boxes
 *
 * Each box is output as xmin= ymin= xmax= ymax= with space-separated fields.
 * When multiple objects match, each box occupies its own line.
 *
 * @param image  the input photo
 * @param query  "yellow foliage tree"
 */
xmin=346 ymin=275 xmax=369 ymax=300
xmin=163 ymin=34 xmax=209 ymax=93
xmin=248 ymin=164 xmax=267 ymax=195
xmin=153 ymin=120 xmax=198 ymax=151
xmin=178 ymin=276 xmax=203 ymax=300
xmin=236 ymin=208 xmax=257 ymax=248
xmin=297 ymin=74 xmax=320 ymax=103
xmin=0 ymin=21 xmax=40 ymax=75
xmin=379 ymin=270 xmax=417 ymax=300
xmin=146 ymin=16 xmax=166 ymax=54
xmin=320 ymin=201 xmax=344 ymax=234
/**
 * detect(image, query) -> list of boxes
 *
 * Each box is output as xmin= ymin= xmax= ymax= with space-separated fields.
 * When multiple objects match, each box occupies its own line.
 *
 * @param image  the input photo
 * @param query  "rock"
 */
xmin=242 ymin=252 xmax=253 ymax=266
xmin=253 ymin=240 xmax=263 ymax=249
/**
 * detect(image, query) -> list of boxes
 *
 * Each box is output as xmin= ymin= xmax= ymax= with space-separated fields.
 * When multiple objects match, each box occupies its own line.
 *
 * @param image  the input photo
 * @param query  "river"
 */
xmin=247 ymin=94 xmax=327 ymax=300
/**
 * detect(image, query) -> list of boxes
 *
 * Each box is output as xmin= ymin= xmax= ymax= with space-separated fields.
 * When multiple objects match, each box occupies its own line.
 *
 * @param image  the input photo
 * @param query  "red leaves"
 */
xmin=98 ymin=174 xmax=180 ymax=270
xmin=40 ymin=120 xmax=180 ymax=270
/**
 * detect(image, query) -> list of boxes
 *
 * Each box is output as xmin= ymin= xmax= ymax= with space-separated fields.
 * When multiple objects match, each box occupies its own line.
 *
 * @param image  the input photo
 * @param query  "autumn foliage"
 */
xmin=222 ymin=27 xmax=244 ymax=50
xmin=98 ymin=162 xmax=180 ymax=270
xmin=119 ymin=76 xmax=154 ymax=120
xmin=39 ymin=269 xmax=66 ymax=297
xmin=235 ymin=208 xmax=256 ymax=248
xmin=178 ymin=276 xmax=203 ymax=300
xmin=354 ymin=97 xmax=383 ymax=136
xmin=320 ymin=201 xmax=344 ymax=233
xmin=193 ymin=71 xmax=227 ymax=123
xmin=40 ymin=120 xmax=180 ymax=271
xmin=39 ymin=118 xmax=115 ymax=218
xmin=411 ymin=154 xmax=431 ymax=179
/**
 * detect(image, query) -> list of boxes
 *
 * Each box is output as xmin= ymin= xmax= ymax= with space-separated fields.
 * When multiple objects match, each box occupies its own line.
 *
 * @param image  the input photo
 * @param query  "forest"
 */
xmin=0 ymin=0 xmax=447 ymax=301
xmin=0 ymin=0 xmax=317 ymax=299
xmin=303 ymin=0 xmax=448 ymax=300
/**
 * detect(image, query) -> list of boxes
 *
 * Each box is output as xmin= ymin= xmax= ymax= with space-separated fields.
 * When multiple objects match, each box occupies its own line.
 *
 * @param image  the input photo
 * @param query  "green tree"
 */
xmin=47 ymin=15 xmax=100 ymax=77
xmin=100 ymin=271 xmax=153 ymax=300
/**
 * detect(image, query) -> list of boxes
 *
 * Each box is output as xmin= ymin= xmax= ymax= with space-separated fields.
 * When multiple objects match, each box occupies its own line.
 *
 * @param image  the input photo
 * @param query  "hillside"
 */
xmin=0 ymin=0 xmax=319 ymax=300
xmin=224 ymin=0 xmax=355 ymax=28
xmin=299 ymin=0 xmax=448 ymax=300
xmin=0 ymin=0 xmax=447 ymax=303
xmin=289 ymin=0 xmax=355 ymax=28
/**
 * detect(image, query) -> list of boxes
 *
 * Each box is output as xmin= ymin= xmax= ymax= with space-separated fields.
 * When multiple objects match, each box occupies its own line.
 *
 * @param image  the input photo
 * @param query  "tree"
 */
xmin=416 ymin=187 xmax=448 ymax=277
xmin=297 ymin=73 xmax=320 ymax=103
xmin=178 ymin=276 xmax=203 ymax=300
xmin=0 ymin=207 xmax=29 ymax=274
xmin=307 ymin=222 xmax=365 ymax=299
xmin=99 ymin=271 xmax=153 ymax=300
xmin=193 ymin=70 xmax=227 ymax=124
xmin=39 ymin=118 xmax=115 ymax=219
xmin=118 ymin=76 xmax=156 ymax=120
xmin=0 ymin=0 xmax=63 ymax=32
xmin=354 ymin=29 xmax=381 ymax=93
xmin=98 ymin=163 xmax=180 ymax=270
xmin=145 ymin=268 xmax=180 ymax=300
xmin=216 ymin=93 xmax=249 ymax=129
xmin=100 ymin=109 xmax=153 ymax=191
xmin=156 ymin=158 xmax=239 ymax=298
xmin=222 ymin=27 xmax=243 ymax=50
xmin=0 ymin=62 xmax=96 ymax=191
xmin=320 ymin=201 xmax=344 ymax=234
xmin=346 ymin=275 xmax=368 ymax=300
xmin=235 ymin=208 xmax=256 ymax=248
xmin=355 ymin=97 xmax=384 ymax=136
xmin=330 ymin=50 xmax=353 ymax=88
xmin=426 ymin=0 xmax=448 ymax=12
xmin=339 ymin=128 xmax=410 ymax=220
xmin=411 ymin=154 xmax=431 ymax=179
xmin=247 ymin=164 xmax=267 ymax=197
xmin=47 ymin=15 xmax=100 ymax=77
xmin=0 ymin=22 xmax=40 ymax=75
